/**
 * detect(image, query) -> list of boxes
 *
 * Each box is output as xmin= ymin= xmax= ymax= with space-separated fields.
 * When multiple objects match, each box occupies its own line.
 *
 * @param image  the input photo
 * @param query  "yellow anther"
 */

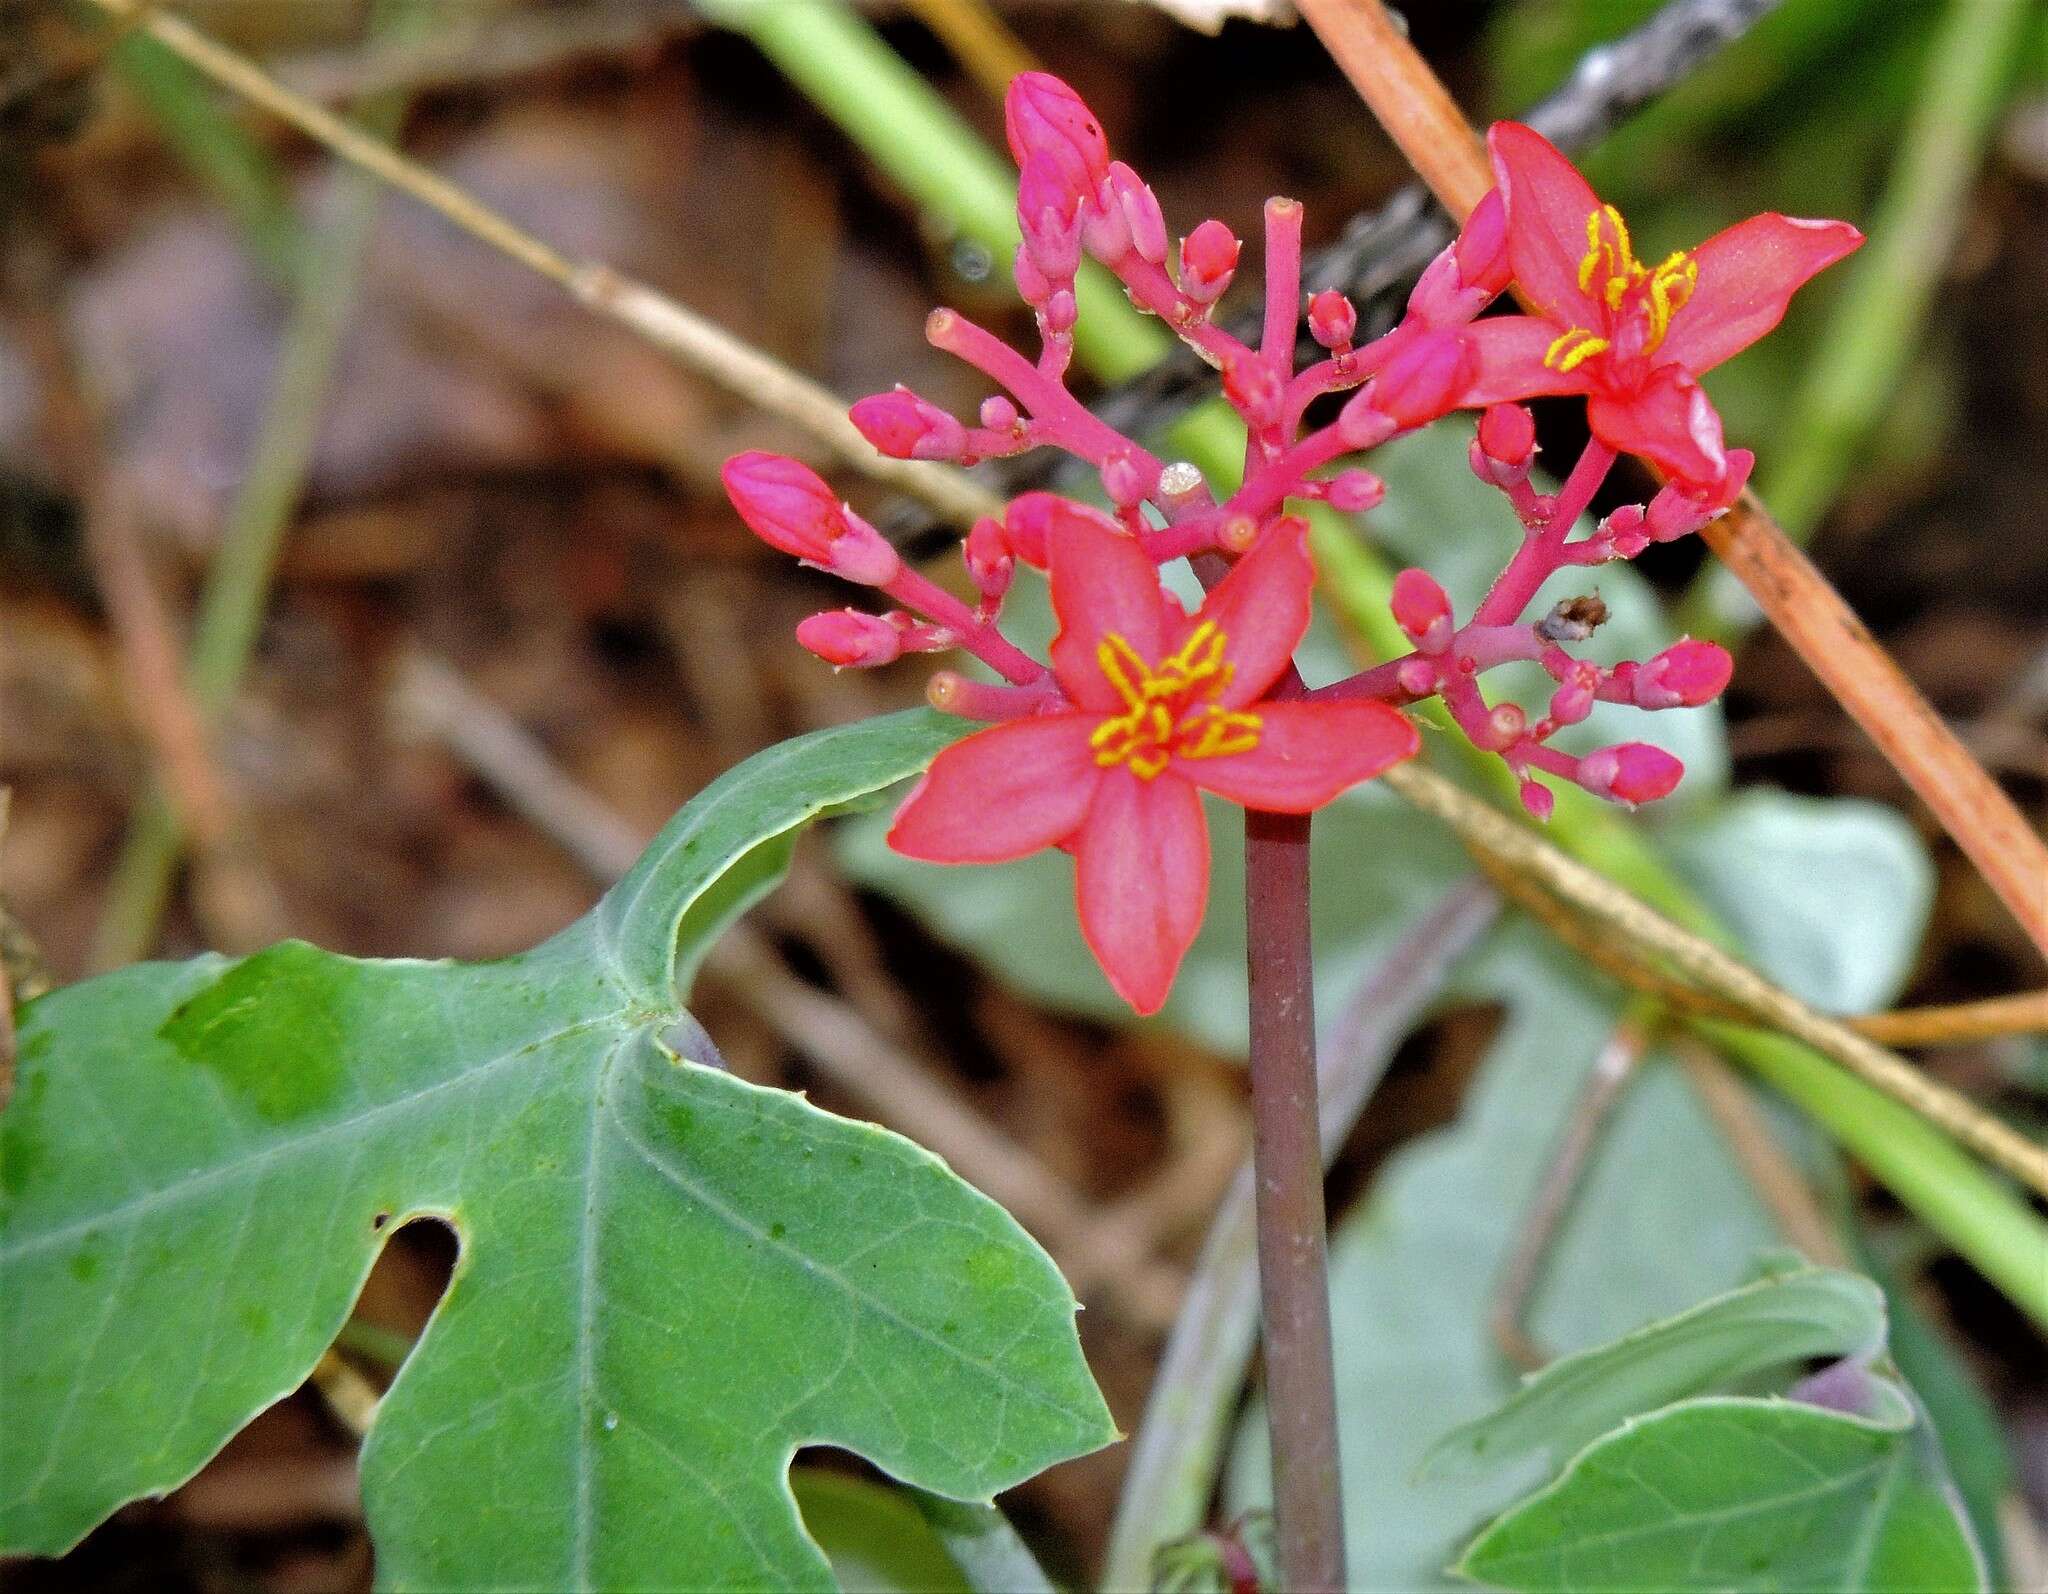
xmin=1573 ymin=204 xmax=1695 ymax=357
xmin=1089 ymin=625 xmax=1262 ymax=778
xmin=1543 ymin=327 xmax=1611 ymax=374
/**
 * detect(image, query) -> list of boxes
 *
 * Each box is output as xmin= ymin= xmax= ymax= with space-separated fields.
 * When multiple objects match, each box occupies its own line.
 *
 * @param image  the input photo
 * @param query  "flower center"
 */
xmin=1542 ymin=204 xmax=1698 ymax=374
xmin=1089 ymin=621 xmax=1263 ymax=779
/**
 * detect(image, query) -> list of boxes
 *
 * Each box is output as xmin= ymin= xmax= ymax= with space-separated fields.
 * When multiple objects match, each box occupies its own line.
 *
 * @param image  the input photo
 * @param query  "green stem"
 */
xmin=1676 ymin=0 xmax=2030 ymax=642
xmin=91 ymin=8 xmax=425 ymax=970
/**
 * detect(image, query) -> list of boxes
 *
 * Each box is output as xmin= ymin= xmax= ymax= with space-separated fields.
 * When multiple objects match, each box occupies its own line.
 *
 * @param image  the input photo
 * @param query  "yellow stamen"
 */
xmin=1544 ymin=327 xmax=1611 ymax=374
xmin=1572 ymin=203 xmax=1694 ymax=358
xmin=1090 ymin=623 xmax=1263 ymax=778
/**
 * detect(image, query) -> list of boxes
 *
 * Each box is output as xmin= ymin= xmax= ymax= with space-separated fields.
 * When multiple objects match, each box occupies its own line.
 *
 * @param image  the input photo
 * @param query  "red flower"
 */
xmin=1462 ymin=122 xmax=1861 ymax=493
xmin=889 ymin=512 xmax=1417 ymax=1013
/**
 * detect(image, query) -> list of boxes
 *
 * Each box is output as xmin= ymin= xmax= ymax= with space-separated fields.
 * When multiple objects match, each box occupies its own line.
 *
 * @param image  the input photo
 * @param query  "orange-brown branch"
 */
xmin=1296 ymin=0 xmax=2048 ymax=962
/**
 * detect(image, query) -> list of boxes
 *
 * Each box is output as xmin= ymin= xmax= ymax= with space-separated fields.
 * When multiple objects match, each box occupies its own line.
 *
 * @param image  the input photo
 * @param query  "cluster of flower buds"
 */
xmin=718 ymin=70 xmax=1859 ymax=1008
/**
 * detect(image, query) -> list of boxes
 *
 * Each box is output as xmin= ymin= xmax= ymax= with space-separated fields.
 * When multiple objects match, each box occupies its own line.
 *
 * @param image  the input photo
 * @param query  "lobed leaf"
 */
xmin=0 ymin=710 xmax=1112 ymax=1591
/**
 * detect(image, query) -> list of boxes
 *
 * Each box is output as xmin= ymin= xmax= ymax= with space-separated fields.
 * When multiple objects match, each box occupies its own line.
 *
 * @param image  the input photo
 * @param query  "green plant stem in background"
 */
xmin=1677 ymin=0 xmax=2030 ymax=642
xmin=91 ymin=11 xmax=422 ymax=971
xmin=112 ymin=32 xmax=305 ymax=283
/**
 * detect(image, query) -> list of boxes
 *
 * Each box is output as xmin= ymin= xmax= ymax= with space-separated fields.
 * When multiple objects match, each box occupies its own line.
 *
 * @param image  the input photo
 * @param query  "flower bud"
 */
xmin=1373 ymin=330 xmax=1476 ymax=427
xmin=1518 ymin=778 xmax=1556 ymax=822
xmin=1397 ymin=657 xmax=1438 ymax=696
xmin=1325 ymin=469 xmax=1385 ymax=513
xmin=1004 ymin=492 xmax=1121 ymax=568
xmin=1100 ymin=450 xmax=1149 ymax=509
xmin=796 ymin=609 xmax=904 ymax=668
xmin=980 ymin=395 xmax=1021 ymax=433
xmin=1307 ymin=289 xmax=1357 ymax=351
xmin=1634 ymin=639 xmax=1732 ymax=709
xmin=720 ymin=451 xmax=901 ymax=585
xmin=1486 ymin=702 xmax=1527 ymax=748
xmin=1453 ymin=188 xmax=1511 ymax=296
xmin=1107 ymin=162 xmax=1168 ymax=264
xmin=850 ymin=387 xmax=969 ymax=461
xmin=1578 ymin=742 xmax=1684 ymax=806
xmin=1017 ymin=157 xmax=1083 ymax=281
xmin=1013 ymin=242 xmax=1052 ymax=307
xmin=1042 ymin=288 xmax=1079 ymax=335
xmin=1336 ymin=386 xmax=1399 ymax=450
xmin=1222 ymin=357 xmax=1285 ymax=430
xmin=1597 ymin=503 xmax=1649 ymax=561
xmin=1081 ymin=180 xmax=1131 ymax=263
xmin=1179 ymin=220 xmax=1239 ymax=304
xmin=964 ymin=516 xmax=1013 ymax=598
xmin=1477 ymin=403 xmax=1536 ymax=470
xmin=1390 ymin=567 xmax=1454 ymax=653
xmin=1004 ymin=72 xmax=1110 ymax=196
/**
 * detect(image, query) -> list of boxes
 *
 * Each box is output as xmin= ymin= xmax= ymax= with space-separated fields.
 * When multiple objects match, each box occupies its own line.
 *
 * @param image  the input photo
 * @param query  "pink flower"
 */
xmin=1462 ymin=122 xmax=1861 ymax=493
xmin=720 ymin=451 xmax=901 ymax=585
xmin=889 ymin=515 xmax=1417 ymax=1013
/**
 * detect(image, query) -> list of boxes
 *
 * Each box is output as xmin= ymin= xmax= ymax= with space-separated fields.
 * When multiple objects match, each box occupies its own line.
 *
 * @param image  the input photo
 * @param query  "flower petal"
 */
xmin=1487 ymin=122 xmax=1605 ymax=331
xmin=1181 ymin=701 xmax=1417 ymax=811
xmin=1587 ymin=365 xmax=1729 ymax=493
xmin=1047 ymin=506 xmax=1175 ymax=711
xmin=1198 ymin=517 xmax=1314 ymax=708
xmin=1657 ymin=214 xmax=1862 ymax=374
xmin=1456 ymin=316 xmax=1592 ymax=407
xmin=1074 ymin=770 xmax=1208 ymax=1015
xmin=888 ymin=714 xmax=1104 ymax=862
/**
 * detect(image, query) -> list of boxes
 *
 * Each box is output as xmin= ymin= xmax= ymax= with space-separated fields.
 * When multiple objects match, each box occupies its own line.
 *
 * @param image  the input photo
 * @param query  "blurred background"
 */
xmin=3 ymin=1 xmax=2044 ymax=1589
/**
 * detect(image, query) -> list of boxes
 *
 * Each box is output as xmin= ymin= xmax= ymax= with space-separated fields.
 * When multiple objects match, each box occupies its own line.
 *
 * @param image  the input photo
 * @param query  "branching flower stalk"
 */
xmin=721 ymin=72 xmax=1859 ymax=1584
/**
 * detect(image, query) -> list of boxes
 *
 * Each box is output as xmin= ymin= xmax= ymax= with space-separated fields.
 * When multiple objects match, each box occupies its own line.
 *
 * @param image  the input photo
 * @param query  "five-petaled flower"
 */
xmin=889 ymin=510 xmax=1418 ymax=1014
xmin=1464 ymin=122 xmax=1862 ymax=495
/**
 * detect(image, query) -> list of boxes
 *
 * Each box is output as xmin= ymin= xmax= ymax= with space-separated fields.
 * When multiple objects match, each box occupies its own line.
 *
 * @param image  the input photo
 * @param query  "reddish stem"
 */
xmin=1471 ymin=438 xmax=1615 ymax=626
xmin=1244 ymin=807 xmax=1346 ymax=1594
xmin=883 ymin=567 xmax=1047 ymax=686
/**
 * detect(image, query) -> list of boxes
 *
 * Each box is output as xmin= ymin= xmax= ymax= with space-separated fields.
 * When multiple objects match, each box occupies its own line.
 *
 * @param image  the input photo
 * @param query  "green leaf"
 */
xmin=1 ymin=710 xmax=1113 ymax=1590
xmin=1423 ymin=1267 xmax=1890 ymax=1484
xmin=1456 ymin=1397 xmax=1985 ymax=1592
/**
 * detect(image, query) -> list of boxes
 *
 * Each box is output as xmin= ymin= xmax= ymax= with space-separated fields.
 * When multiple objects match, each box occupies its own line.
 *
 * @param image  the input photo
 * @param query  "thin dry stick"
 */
xmin=1294 ymin=0 xmax=2048 ymax=963
xmin=77 ymin=0 xmax=1002 ymax=533
xmin=1490 ymin=1016 xmax=1657 ymax=1372
xmin=1854 ymin=991 xmax=2048 ymax=1048
xmin=1675 ymin=1040 xmax=1849 ymax=1268
xmin=1383 ymin=760 xmax=2048 ymax=1201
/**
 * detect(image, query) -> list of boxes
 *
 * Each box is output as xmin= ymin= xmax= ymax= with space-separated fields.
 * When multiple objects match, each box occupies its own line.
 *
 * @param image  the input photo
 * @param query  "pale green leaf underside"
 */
xmin=1 ymin=710 xmax=1111 ymax=1591
xmin=1424 ymin=1266 xmax=1889 ymax=1483
xmin=1457 ymin=1397 xmax=1984 ymax=1592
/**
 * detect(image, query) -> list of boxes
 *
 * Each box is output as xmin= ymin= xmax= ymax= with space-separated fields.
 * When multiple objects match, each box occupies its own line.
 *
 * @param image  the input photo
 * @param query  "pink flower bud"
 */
xmin=1107 ymin=162 xmax=1168 ymax=264
xmin=980 ymin=395 xmax=1021 ymax=432
xmin=1325 ymin=469 xmax=1385 ymax=512
xmin=796 ymin=609 xmax=904 ymax=668
xmin=1307 ymin=290 xmax=1357 ymax=351
xmin=1336 ymin=386 xmax=1399 ymax=450
xmin=965 ymin=516 xmax=1013 ymax=597
xmin=1598 ymin=503 xmax=1649 ymax=560
xmin=850 ymin=387 xmax=968 ymax=461
xmin=1222 ymin=357 xmax=1285 ymax=429
xmin=1477 ymin=403 xmax=1536 ymax=470
xmin=1453 ymin=188 xmax=1511 ymax=296
xmin=1081 ymin=178 xmax=1131 ymax=263
xmin=1486 ymin=702 xmax=1527 ymax=748
xmin=1397 ymin=657 xmax=1439 ymax=696
xmin=720 ymin=451 xmax=901 ymax=585
xmin=1519 ymin=778 xmax=1556 ymax=822
xmin=1017 ymin=157 xmax=1083 ymax=281
xmin=1100 ymin=450 xmax=1149 ymax=509
xmin=1043 ymin=288 xmax=1079 ymax=335
xmin=1004 ymin=72 xmax=1110 ymax=196
xmin=1547 ymin=677 xmax=1597 ymax=726
xmin=1376 ymin=330 xmax=1476 ymax=427
xmin=1179 ymin=220 xmax=1239 ymax=304
xmin=1013 ymin=242 xmax=1052 ymax=307
xmin=1004 ymin=492 xmax=1121 ymax=568
xmin=1634 ymin=639 xmax=1733 ymax=709
xmin=1578 ymin=743 xmax=1684 ymax=806
xmin=1391 ymin=567 xmax=1454 ymax=652
xmin=721 ymin=451 xmax=845 ymax=562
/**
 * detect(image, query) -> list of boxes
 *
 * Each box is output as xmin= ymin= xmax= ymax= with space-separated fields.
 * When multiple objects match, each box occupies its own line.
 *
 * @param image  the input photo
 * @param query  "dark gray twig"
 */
xmin=882 ymin=0 xmax=1780 ymax=546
